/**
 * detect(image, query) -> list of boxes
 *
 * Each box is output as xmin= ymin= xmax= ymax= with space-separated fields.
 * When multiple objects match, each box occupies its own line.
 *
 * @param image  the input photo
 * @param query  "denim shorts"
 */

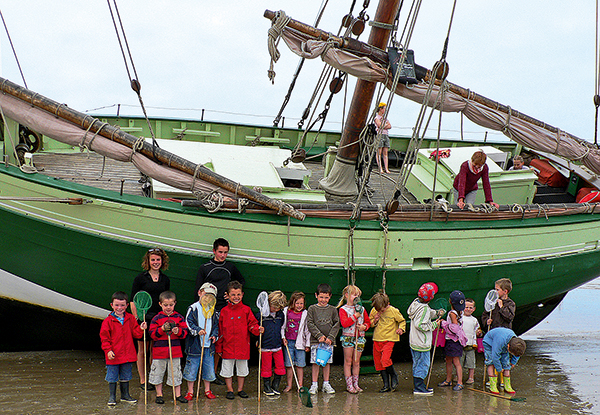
xmin=283 ymin=340 xmax=306 ymax=368
xmin=182 ymin=349 xmax=216 ymax=382
xmin=105 ymin=362 xmax=132 ymax=383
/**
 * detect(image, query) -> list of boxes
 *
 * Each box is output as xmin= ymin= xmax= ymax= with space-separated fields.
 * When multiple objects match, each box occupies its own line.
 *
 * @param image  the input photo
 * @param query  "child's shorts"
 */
xmin=340 ymin=335 xmax=366 ymax=352
xmin=182 ymin=349 xmax=216 ymax=382
xmin=483 ymin=342 xmax=511 ymax=370
xmin=220 ymin=359 xmax=249 ymax=378
xmin=283 ymin=340 xmax=306 ymax=368
xmin=149 ymin=358 xmax=182 ymax=386
xmin=105 ymin=362 xmax=132 ymax=383
xmin=310 ymin=344 xmax=333 ymax=365
xmin=460 ymin=348 xmax=476 ymax=369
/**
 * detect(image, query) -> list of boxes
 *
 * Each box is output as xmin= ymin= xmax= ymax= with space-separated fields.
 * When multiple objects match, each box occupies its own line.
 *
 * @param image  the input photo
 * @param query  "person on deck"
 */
xmin=374 ymin=102 xmax=392 ymax=174
xmin=453 ymin=150 xmax=500 ymax=210
xmin=194 ymin=238 xmax=245 ymax=385
xmin=130 ymin=247 xmax=171 ymax=392
xmin=508 ymin=155 xmax=530 ymax=171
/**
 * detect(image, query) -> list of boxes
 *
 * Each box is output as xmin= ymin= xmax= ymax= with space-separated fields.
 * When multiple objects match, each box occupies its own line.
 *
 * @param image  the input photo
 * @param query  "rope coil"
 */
xmin=267 ymin=11 xmax=291 ymax=83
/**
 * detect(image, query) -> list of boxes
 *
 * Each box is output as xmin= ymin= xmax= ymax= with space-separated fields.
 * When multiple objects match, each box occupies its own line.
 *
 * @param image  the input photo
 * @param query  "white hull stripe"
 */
xmin=0 ymin=268 xmax=109 ymax=320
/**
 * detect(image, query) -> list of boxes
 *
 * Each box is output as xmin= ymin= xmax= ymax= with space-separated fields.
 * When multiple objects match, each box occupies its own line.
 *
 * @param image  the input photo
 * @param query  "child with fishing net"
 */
xmin=369 ymin=290 xmax=406 ymax=393
xmin=407 ymin=282 xmax=445 ymax=396
xmin=282 ymin=291 xmax=310 ymax=392
xmin=100 ymin=291 xmax=147 ymax=406
xmin=182 ymin=282 xmax=219 ymax=401
xmin=255 ymin=290 xmax=287 ymax=396
xmin=437 ymin=290 xmax=469 ymax=391
xmin=483 ymin=327 xmax=526 ymax=394
xmin=149 ymin=290 xmax=189 ymax=404
xmin=338 ymin=285 xmax=371 ymax=393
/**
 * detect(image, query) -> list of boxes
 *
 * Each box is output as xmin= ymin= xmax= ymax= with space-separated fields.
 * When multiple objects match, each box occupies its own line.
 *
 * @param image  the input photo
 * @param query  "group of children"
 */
xmin=99 ymin=277 xmax=526 ymax=406
xmin=407 ymin=278 xmax=526 ymax=396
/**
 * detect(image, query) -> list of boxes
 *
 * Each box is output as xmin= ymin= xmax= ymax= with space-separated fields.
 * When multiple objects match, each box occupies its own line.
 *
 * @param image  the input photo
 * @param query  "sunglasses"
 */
xmin=148 ymin=248 xmax=162 ymax=253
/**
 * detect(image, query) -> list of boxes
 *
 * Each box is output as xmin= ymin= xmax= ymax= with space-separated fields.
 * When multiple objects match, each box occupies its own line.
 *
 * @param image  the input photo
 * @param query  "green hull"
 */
xmin=1 ymin=162 xmax=599 ymax=338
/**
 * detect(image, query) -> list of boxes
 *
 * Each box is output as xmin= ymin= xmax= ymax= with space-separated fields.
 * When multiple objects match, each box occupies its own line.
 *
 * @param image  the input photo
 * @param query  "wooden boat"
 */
xmin=1 ymin=2 xmax=599 ymax=350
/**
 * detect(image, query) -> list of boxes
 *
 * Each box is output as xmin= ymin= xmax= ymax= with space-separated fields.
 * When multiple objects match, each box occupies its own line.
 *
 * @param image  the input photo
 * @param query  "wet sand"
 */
xmin=1 ymin=279 xmax=598 ymax=415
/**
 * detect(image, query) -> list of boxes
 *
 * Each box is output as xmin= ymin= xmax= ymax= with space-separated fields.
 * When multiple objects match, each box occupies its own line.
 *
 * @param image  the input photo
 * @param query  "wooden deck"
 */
xmin=32 ymin=152 xmax=408 ymax=205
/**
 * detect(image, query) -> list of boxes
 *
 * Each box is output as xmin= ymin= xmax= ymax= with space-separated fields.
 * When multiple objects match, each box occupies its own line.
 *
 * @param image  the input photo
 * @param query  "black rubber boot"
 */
xmin=386 ymin=365 xmax=399 ymax=391
xmin=379 ymin=370 xmax=391 ymax=393
xmin=263 ymin=377 xmax=275 ymax=396
xmin=271 ymin=375 xmax=282 ymax=395
xmin=108 ymin=382 xmax=117 ymax=406
xmin=120 ymin=382 xmax=137 ymax=403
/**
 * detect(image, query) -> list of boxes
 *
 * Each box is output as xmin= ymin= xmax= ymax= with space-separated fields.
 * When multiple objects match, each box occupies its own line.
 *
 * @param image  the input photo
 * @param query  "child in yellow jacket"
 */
xmin=369 ymin=291 xmax=406 ymax=392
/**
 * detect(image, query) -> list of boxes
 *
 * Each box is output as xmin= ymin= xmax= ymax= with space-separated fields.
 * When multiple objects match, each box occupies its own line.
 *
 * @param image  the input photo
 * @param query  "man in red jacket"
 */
xmin=217 ymin=280 xmax=263 ymax=400
xmin=99 ymin=291 xmax=146 ymax=406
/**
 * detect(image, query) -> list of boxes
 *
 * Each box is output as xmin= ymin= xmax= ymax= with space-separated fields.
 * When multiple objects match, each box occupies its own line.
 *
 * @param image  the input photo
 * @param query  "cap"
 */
xmin=418 ymin=282 xmax=438 ymax=302
xmin=450 ymin=290 xmax=466 ymax=312
xmin=378 ymin=102 xmax=386 ymax=108
xmin=199 ymin=282 xmax=217 ymax=297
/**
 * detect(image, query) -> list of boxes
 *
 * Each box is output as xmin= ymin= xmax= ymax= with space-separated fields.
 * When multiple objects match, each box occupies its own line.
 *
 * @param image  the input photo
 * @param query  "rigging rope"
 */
xmin=595 ymin=0 xmax=600 ymax=146
xmin=0 ymin=10 xmax=27 ymax=88
xmin=106 ymin=0 xmax=161 ymax=160
xmin=272 ymin=0 xmax=331 ymax=127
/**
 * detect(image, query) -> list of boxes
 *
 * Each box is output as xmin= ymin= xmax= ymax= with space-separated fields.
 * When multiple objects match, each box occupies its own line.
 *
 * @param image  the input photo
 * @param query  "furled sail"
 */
xmin=276 ymin=26 xmax=600 ymax=178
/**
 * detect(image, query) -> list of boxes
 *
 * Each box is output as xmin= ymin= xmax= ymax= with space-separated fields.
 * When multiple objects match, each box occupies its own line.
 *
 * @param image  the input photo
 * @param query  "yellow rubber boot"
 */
xmin=488 ymin=376 xmax=500 ymax=394
xmin=503 ymin=376 xmax=516 ymax=394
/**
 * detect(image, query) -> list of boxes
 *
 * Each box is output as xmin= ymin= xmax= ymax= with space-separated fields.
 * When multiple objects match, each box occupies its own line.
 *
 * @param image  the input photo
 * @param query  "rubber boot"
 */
xmin=108 ymin=382 xmax=117 ymax=406
xmin=503 ymin=376 xmax=516 ymax=394
xmin=120 ymin=382 xmax=137 ymax=403
xmin=386 ymin=365 xmax=399 ymax=391
xmin=379 ymin=370 xmax=391 ymax=393
xmin=488 ymin=376 xmax=500 ymax=394
xmin=352 ymin=374 xmax=363 ymax=392
xmin=345 ymin=376 xmax=357 ymax=394
xmin=263 ymin=377 xmax=275 ymax=396
xmin=271 ymin=375 xmax=282 ymax=395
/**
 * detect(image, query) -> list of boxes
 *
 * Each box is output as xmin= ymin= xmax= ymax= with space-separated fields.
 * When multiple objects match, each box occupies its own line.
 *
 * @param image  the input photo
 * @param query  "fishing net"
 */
xmin=353 ymin=296 xmax=364 ymax=314
xmin=484 ymin=289 xmax=499 ymax=312
xmin=256 ymin=291 xmax=270 ymax=317
xmin=133 ymin=291 xmax=152 ymax=321
xmin=430 ymin=297 xmax=449 ymax=317
xmin=200 ymin=293 xmax=216 ymax=319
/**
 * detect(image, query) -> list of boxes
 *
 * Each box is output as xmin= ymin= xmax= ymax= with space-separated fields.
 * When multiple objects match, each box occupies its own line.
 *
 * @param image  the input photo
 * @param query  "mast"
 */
xmin=318 ymin=0 xmax=402 ymax=199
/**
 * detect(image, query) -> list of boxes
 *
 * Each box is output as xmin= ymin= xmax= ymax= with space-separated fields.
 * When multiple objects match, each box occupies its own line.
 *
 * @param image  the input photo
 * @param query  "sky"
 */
xmin=0 ymin=1 xmax=597 ymax=143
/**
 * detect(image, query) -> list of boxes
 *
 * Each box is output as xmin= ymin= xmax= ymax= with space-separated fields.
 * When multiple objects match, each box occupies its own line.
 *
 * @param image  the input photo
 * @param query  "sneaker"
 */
xmin=155 ymin=396 xmax=165 ymax=404
xmin=413 ymin=389 xmax=434 ymax=396
xmin=184 ymin=392 xmax=193 ymax=401
xmin=176 ymin=395 xmax=189 ymax=403
xmin=308 ymin=384 xmax=319 ymax=395
xmin=205 ymin=390 xmax=217 ymax=400
xmin=213 ymin=375 xmax=226 ymax=386
xmin=140 ymin=383 xmax=155 ymax=391
xmin=226 ymin=391 xmax=235 ymax=400
xmin=238 ymin=390 xmax=249 ymax=398
xmin=322 ymin=383 xmax=335 ymax=394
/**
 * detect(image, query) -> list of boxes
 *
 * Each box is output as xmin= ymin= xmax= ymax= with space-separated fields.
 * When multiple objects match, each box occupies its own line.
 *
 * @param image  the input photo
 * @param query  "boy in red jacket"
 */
xmin=149 ymin=291 xmax=189 ymax=404
xmin=99 ymin=291 xmax=146 ymax=406
xmin=218 ymin=280 xmax=263 ymax=400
